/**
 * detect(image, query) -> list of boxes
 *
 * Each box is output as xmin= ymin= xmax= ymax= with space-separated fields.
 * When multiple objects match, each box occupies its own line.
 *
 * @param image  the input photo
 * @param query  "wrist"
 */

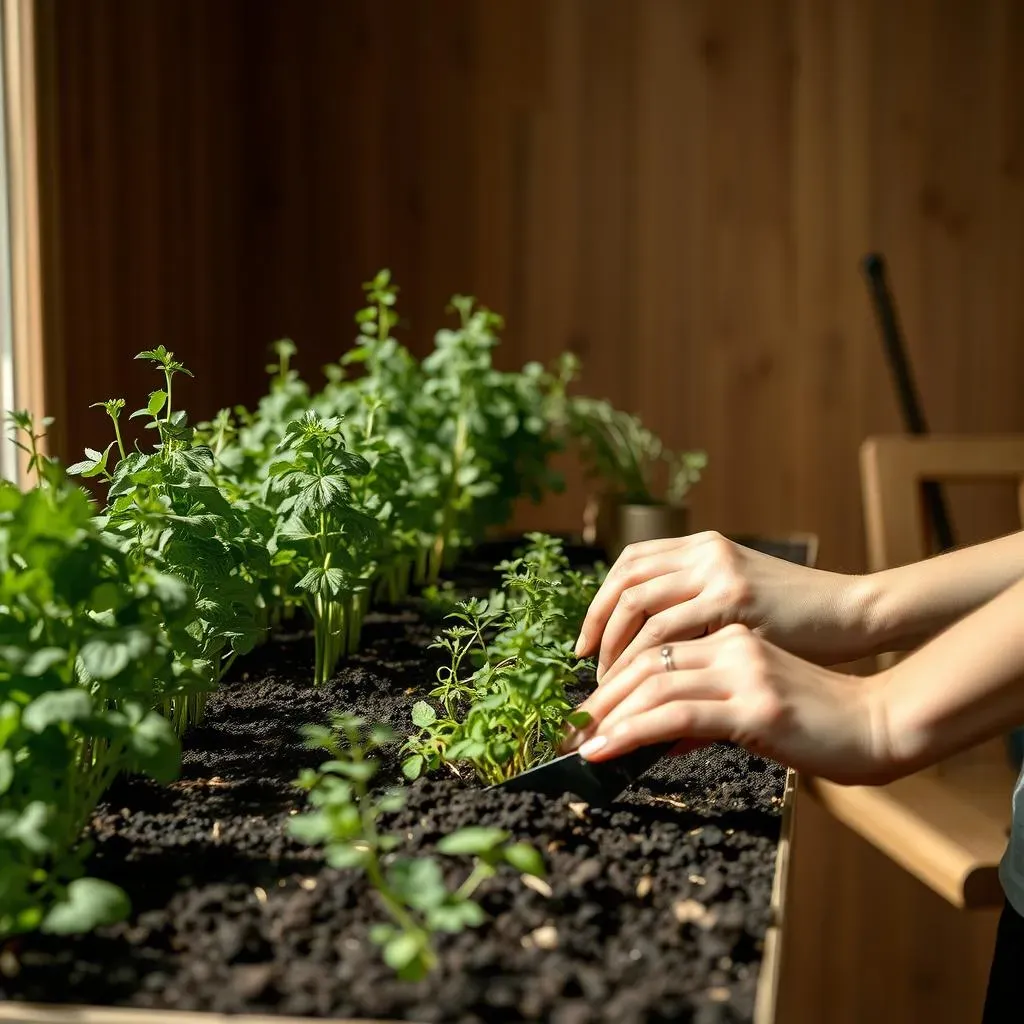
xmin=839 ymin=571 xmax=894 ymax=659
xmin=861 ymin=669 xmax=918 ymax=783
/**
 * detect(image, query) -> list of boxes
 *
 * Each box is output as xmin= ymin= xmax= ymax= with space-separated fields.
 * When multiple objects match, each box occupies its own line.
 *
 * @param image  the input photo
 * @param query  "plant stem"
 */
xmin=454 ymin=860 xmax=494 ymax=902
xmin=108 ymin=410 xmax=126 ymax=461
xmin=164 ymin=368 xmax=174 ymax=423
xmin=430 ymin=410 xmax=468 ymax=584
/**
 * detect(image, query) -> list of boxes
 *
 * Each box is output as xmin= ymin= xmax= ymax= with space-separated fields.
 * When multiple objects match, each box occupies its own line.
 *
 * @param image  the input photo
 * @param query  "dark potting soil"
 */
xmin=1 ymin=539 xmax=786 ymax=1024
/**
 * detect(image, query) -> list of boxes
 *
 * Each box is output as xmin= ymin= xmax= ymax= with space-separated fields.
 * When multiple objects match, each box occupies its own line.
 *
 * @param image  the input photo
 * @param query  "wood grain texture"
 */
xmin=33 ymin=1 xmax=1024 ymax=1021
xmin=4 ymin=0 xmax=50 ymax=475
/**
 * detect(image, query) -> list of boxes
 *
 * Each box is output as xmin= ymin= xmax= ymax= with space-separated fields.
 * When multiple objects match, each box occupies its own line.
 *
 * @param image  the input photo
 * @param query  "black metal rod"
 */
xmin=861 ymin=252 xmax=956 ymax=554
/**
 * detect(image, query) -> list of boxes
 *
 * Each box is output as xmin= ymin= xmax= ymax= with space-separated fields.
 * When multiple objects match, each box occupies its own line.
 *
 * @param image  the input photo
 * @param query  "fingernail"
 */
xmin=574 ymin=632 xmax=587 ymax=657
xmin=578 ymin=736 xmax=608 ymax=759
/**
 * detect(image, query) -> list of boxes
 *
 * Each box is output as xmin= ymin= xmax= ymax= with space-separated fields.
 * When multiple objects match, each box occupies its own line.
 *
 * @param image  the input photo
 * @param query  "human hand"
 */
xmin=564 ymin=624 xmax=894 ymax=786
xmin=575 ymin=531 xmax=869 ymax=684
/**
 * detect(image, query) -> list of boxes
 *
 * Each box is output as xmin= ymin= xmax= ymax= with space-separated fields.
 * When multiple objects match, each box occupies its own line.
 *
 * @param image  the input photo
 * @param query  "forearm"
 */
xmin=851 ymin=530 xmax=1024 ymax=656
xmin=875 ymin=574 xmax=1024 ymax=778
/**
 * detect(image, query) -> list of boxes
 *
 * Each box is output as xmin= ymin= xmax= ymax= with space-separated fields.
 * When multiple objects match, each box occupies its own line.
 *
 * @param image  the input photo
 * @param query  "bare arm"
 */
xmin=853 ymin=529 xmax=1024 ymax=658
xmin=878 ymin=573 xmax=1024 ymax=777
xmin=567 ymin=572 xmax=1024 ymax=788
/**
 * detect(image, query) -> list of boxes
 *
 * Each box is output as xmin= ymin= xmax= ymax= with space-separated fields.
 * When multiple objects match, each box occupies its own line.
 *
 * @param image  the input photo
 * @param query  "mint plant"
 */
xmin=289 ymin=713 xmax=544 ymax=980
xmin=264 ymin=412 xmax=379 ymax=683
xmin=0 ymin=474 xmax=194 ymax=939
xmin=402 ymin=535 xmax=599 ymax=784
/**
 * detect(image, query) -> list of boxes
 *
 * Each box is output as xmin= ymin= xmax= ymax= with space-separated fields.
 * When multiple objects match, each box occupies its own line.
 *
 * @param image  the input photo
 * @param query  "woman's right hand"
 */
xmin=575 ymin=531 xmax=874 ymax=685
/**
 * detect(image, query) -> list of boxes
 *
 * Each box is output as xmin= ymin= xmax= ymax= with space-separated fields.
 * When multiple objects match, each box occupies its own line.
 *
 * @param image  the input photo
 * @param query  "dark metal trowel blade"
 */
xmin=488 ymin=741 xmax=675 ymax=806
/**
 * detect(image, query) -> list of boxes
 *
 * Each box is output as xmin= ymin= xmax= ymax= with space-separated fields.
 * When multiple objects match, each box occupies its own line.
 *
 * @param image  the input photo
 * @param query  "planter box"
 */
xmin=0 ymin=542 xmax=792 ymax=1023
xmin=0 ymin=773 xmax=795 ymax=1024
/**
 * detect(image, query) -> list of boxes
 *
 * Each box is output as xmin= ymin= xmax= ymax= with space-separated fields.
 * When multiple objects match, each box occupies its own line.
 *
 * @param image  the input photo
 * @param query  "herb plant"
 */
xmin=68 ymin=347 xmax=269 ymax=731
xmin=0 ymin=471 xmax=193 ymax=939
xmin=289 ymin=713 xmax=544 ymax=980
xmin=264 ymin=412 xmax=379 ymax=683
xmin=565 ymin=395 xmax=707 ymax=507
xmin=402 ymin=534 xmax=600 ymax=784
xmin=6 ymin=410 xmax=60 ymax=488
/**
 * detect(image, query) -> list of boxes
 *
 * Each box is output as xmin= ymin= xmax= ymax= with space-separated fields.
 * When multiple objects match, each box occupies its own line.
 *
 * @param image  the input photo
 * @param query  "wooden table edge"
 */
xmin=806 ymin=770 xmax=1010 ymax=910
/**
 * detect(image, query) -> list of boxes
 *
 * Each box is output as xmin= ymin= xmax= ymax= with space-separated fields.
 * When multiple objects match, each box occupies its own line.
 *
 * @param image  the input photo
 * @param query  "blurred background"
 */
xmin=5 ymin=0 xmax=1024 ymax=1020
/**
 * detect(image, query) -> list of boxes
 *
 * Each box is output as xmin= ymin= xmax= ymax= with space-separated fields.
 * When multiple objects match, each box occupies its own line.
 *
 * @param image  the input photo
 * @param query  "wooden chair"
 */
xmin=809 ymin=434 xmax=1024 ymax=909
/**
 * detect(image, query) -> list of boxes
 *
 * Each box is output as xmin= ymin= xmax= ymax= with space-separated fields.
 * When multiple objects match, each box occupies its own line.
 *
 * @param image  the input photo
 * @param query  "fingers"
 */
xmin=567 ymin=639 xmax=718 ymax=747
xmin=598 ymin=671 xmax=727 ymax=735
xmin=595 ymin=570 xmax=701 ymax=681
xmin=578 ymin=700 xmax=736 ymax=761
xmin=574 ymin=541 xmax=691 ymax=658
xmin=599 ymin=598 xmax=715 ymax=687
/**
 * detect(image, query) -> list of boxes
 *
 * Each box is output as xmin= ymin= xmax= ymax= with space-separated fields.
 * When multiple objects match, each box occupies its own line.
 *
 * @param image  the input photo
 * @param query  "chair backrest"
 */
xmin=859 ymin=433 xmax=1024 ymax=775
xmin=861 ymin=435 xmax=1024 ymax=572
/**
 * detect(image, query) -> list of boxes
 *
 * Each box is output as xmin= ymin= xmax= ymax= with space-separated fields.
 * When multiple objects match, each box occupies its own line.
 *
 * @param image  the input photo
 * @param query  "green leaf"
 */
xmin=0 ymin=749 xmax=13 ymax=795
xmin=2 ymin=801 xmax=50 ymax=853
xmin=22 ymin=689 xmax=92 ymax=732
xmin=427 ymin=900 xmax=486 ymax=932
xmin=326 ymin=844 xmax=369 ymax=869
xmin=502 ymin=842 xmax=545 ymax=877
xmin=79 ymin=629 xmax=151 ymax=681
xmin=67 ymin=442 xmax=116 ymax=479
xmin=329 ymin=760 xmax=377 ymax=783
xmin=369 ymin=922 xmax=395 ymax=946
xmin=376 ymin=789 xmax=406 ymax=813
xmin=41 ymin=878 xmax=131 ymax=935
xmin=22 ymin=648 xmax=68 ymax=677
xmin=369 ymin=724 xmax=396 ymax=747
xmin=127 ymin=711 xmax=181 ymax=784
xmin=401 ymin=754 xmax=424 ymax=780
xmin=410 ymin=701 xmax=437 ymax=729
xmin=148 ymin=572 xmax=192 ymax=613
xmin=566 ymin=710 xmax=592 ymax=729
xmin=436 ymin=826 xmax=509 ymax=857
xmin=383 ymin=930 xmax=425 ymax=972
xmin=147 ymin=389 xmax=168 ymax=416
xmin=288 ymin=814 xmax=330 ymax=846
xmin=388 ymin=858 xmax=447 ymax=910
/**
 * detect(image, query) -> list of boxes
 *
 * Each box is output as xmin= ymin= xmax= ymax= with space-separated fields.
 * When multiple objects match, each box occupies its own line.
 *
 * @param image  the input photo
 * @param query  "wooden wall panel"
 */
xmin=35 ymin=1 xmax=1024 ymax=1021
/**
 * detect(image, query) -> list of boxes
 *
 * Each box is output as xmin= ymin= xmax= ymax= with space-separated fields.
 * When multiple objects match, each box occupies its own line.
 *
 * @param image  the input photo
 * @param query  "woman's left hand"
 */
xmin=563 ymin=623 xmax=896 ymax=786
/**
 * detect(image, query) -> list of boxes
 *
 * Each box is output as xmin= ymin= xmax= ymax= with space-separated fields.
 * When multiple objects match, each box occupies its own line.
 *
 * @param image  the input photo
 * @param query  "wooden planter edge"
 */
xmin=753 ymin=767 xmax=796 ymax=1024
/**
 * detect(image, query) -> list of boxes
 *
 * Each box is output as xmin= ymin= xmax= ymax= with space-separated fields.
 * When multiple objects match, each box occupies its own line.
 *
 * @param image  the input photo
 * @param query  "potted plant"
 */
xmin=564 ymin=395 xmax=706 ymax=558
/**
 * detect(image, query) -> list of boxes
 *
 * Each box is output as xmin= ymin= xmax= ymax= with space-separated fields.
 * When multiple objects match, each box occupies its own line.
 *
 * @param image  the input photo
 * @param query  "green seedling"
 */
xmin=289 ymin=713 xmax=544 ymax=981
xmin=6 ymin=410 xmax=60 ymax=488
xmin=403 ymin=534 xmax=600 ymax=784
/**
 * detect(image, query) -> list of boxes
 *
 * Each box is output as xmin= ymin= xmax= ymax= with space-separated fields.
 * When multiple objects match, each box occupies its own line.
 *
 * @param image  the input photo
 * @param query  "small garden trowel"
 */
xmin=489 ymin=740 xmax=676 ymax=806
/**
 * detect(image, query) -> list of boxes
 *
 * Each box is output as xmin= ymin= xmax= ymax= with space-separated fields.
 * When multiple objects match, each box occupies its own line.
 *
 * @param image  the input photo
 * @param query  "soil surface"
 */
xmin=1 ymin=537 xmax=786 ymax=1023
